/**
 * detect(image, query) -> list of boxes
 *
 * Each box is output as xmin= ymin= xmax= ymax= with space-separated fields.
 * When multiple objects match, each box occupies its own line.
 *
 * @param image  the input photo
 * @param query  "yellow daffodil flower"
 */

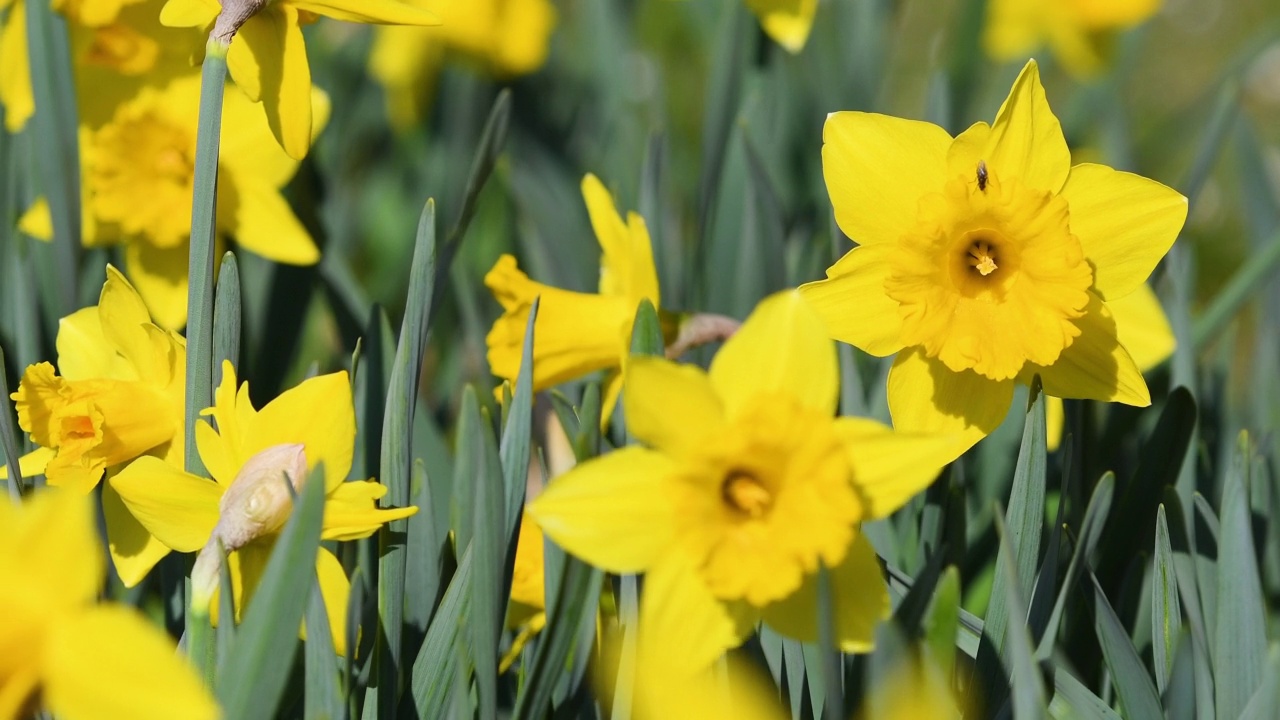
xmin=985 ymin=0 xmax=1161 ymax=77
xmin=799 ymin=60 xmax=1187 ymax=456
xmin=160 ymin=0 xmax=439 ymax=160
xmin=744 ymin=0 xmax=817 ymax=53
xmin=486 ymin=173 xmax=662 ymax=422
xmin=1046 ymin=281 xmax=1174 ymax=449
xmin=110 ymin=361 xmax=417 ymax=654
xmin=2 ymin=266 xmax=185 ymax=586
xmin=0 ymin=0 xmax=34 ymax=132
xmin=0 ymin=489 xmax=219 ymax=720
xmin=370 ymin=0 xmax=556 ymax=130
xmin=499 ymin=511 xmax=548 ymax=672
xmin=529 ymin=291 xmax=958 ymax=672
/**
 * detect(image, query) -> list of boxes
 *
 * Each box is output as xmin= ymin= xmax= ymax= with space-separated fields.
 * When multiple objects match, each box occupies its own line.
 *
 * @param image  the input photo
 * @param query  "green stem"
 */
xmin=185 ymin=41 xmax=228 ymax=480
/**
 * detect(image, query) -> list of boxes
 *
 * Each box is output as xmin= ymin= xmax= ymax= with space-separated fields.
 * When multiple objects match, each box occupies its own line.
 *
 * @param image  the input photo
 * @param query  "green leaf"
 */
xmin=993 ymin=508 xmax=1048 ymax=718
xmin=213 ymin=251 xmax=241 ymax=388
xmin=814 ymin=567 xmax=841 ymax=720
xmin=1239 ymin=645 xmax=1280 ymax=720
xmin=0 ymin=347 xmax=25 ymax=499
xmin=694 ymin=1 xmax=747 ymax=254
xmin=1214 ymin=432 xmax=1269 ymax=719
xmin=1087 ymin=569 xmax=1162 ymax=719
xmin=304 ymin=558 xmax=343 ymax=720
xmin=1048 ymin=666 xmax=1121 ymax=720
xmin=451 ymin=387 xmax=485 ymax=552
xmin=405 ymin=459 xmax=443 ymax=632
xmin=1036 ymin=472 xmax=1114 ymax=659
xmin=923 ymin=566 xmax=961 ymax=683
xmin=499 ymin=297 xmax=538 ymax=536
xmin=469 ymin=404 xmax=505 ymax=720
xmin=410 ymin=547 xmax=474 ymax=718
xmin=630 ymin=299 xmax=664 ymax=358
xmin=1152 ymin=504 xmax=1182 ymax=695
xmin=216 ymin=464 xmax=328 ymax=720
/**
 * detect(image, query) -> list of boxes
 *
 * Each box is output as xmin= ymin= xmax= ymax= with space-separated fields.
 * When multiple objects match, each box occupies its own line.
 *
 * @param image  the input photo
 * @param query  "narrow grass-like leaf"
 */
xmin=304 ymin=561 xmax=342 ymax=720
xmin=1161 ymin=489 xmax=1217 ymax=720
xmin=815 ymin=567 xmax=841 ymax=720
xmin=1048 ymin=666 xmax=1122 ymax=720
xmin=693 ymin=2 xmax=746 ymax=255
xmin=470 ymin=407 xmax=505 ymax=720
xmin=993 ymin=509 xmax=1048 ymax=718
xmin=1086 ymin=569 xmax=1163 ymax=719
xmin=216 ymin=464 xmax=328 ymax=720
xmin=183 ymin=42 xmax=229 ymax=481
xmin=1239 ymin=644 xmax=1280 ymax=720
xmin=24 ymin=0 xmax=79 ymax=317
xmin=630 ymin=300 xmax=663 ymax=357
xmin=1214 ymin=432 xmax=1268 ymax=719
xmin=451 ymin=387 xmax=484 ymax=551
xmin=410 ymin=547 xmax=474 ymax=718
xmin=405 ymin=459 xmax=442 ymax=633
xmin=213 ymin=252 xmax=241 ymax=388
xmin=499 ymin=297 xmax=537 ymax=537
xmin=1193 ymin=227 xmax=1280 ymax=351
xmin=215 ymin=541 xmax=235 ymax=669
xmin=0 ymin=347 xmax=25 ymax=499
xmin=1152 ymin=505 xmax=1182 ymax=694
xmin=923 ymin=567 xmax=961 ymax=683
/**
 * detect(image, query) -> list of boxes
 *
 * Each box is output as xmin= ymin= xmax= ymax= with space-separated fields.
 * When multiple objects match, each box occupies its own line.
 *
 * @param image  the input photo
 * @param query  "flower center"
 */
xmin=720 ymin=470 xmax=772 ymax=518
xmin=885 ymin=167 xmax=1093 ymax=380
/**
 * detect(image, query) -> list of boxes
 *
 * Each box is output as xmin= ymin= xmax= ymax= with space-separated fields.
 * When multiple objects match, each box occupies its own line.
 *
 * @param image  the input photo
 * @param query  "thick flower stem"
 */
xmin=184 ymin=40 xmax=228 ymax=482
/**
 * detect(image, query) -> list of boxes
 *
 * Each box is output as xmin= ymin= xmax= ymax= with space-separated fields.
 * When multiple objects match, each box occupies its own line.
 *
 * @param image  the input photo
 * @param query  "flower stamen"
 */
xmin=968 ymin=239 xmax=998 ymax=276
xmin=721 ymin=470 xmax=772 ymax=518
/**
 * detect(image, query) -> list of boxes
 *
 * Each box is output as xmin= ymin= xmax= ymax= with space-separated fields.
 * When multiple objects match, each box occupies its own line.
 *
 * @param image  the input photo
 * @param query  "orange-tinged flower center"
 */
xmin=672 ymin=395 xmax=861 ymax=607
xmin=885 ymin=164 xmax=1093 ymax=381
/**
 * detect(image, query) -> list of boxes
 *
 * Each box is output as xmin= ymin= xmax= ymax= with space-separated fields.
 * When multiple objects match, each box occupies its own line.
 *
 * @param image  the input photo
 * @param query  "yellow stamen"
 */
xmin=722 ymin=471 xmax=772 ymax=518
xmin=969 ymin=241 xmax=998 ymax=276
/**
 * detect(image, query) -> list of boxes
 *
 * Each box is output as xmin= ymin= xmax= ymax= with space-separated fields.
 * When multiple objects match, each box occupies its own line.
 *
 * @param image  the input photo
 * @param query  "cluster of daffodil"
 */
xmin=483 ymin=59 xmax=1184 ymax=700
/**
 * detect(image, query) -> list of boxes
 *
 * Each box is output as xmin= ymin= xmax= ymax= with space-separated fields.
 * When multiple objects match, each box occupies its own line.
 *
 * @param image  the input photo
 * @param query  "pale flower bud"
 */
xmin=190 ymin=443 xmax=308 ymax=612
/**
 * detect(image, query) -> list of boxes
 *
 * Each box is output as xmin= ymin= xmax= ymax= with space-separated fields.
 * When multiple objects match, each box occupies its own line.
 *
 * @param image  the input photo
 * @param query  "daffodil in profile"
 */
xmin=370 ymin=0 xmax=556 ymax=130
xmin=110 ymin=361 xmax=417 ymax=653
xmin=529 ymin=291 xmax=957 ymax=671
xmin=743 ymin=0 xmax=817 ymax=53
xmin=486 ymin=173 xmax=663 ymax=421
xmin=984 ymin=0 xmax=1162 ymax=77
xmin=799 ymin=60 xmax=1187 ymax=455
xmin=0 ymin=489 xmax=218 ymax=720
xmin=160 ymin=0 xmax=439 ymax=159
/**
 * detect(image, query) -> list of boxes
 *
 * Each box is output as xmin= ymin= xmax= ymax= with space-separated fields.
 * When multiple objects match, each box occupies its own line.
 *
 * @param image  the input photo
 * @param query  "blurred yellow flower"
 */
xmin=0 ymin=0 xmax=34 ymax=132
xmin=744 ymin=0 xmax=816 ymax=54
xmin=499 ymin=511 xmax=548 ymax=672
xmin=985 ymin=0 xmax=1161 ymax=77
xmin=530 ymin=291 xmax=957 ymax=671
xmin=0 ymin=489 xmax=219 ymax=720
xmin=486 ymin=173 xmax=662 ymax=422
xmin=370 ymin=0 xmax=556 ymax=130
xmin=2 ymin=266 xmax=185 ymax=586
xmin=800 ymin=60 xmax=1187 ymax=456
xmin=160 ymin=0 xmax=439 ymax=159
xmin=111 ymin=361 xmax=417 ymax=654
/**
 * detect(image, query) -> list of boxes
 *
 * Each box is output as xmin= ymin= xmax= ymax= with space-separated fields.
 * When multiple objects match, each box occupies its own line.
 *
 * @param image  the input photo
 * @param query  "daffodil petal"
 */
xmin=124 ymin=239 xmax=190 ymax=331
xmin=639 ymin=551 xmax=756 ymax=673
xmin=322 ymin=480 xmax=417 ymax=540
xmin=55 ymin=307 xmax=118 ymax=381
xmin=528 ymin=446 xmax=675 ymax=574
xmin=212 ymin=541 xmax=271 ymax=627
xmin=986 ymin=60 xmax=1070 ymax=194
xmin=0 ymin=447 xmax=55 ymax=481
xmin=42 ymin=605 xmax=218 ymax=720
xmin=98 ymin=265 xmax=164 ymax=379
xmin=0 ymin=0 xmax=34 ymax=132
xmin=220 ymin=85 xmax=328 ymax=186
xmin=709 ymin=291 xmax=837 ymax=418
xmin=833 ymin=418 xmax=960 ymax=519
xmin=226 ymin=15 xmax=264 ymax=101
xmin=822 ymin=111 xmax=951 ymax=246
xmin=103 ymin=481 xmax=172 ymax=587
xmin=945 ymin=120 xmax=990 ymax=180
xmin=109 ymin=457 xmax=222 ymax=553
xmin=291 ymin=0 xmax=440 ymax=25
xmin=313 ymin=546 xmax=350 ymax=656
xmin=743 ymin=0 xmax=817 ymax=53
xmin=583 ymin=174 xmax=660 ymax=305
xmin=624 ymin=357 xmax=724 ymax=459
xmin=1061 ymin=163 xmax=1187 ymax=301
xmin=1046 ymin=395 xmax=1065 ymax=453
xmin=3 ymin=490 xmax=103 ymax=607
xmin=196 ymin=420 xmax=237 ymax=488
xmin=1109 ymin=282 xmax=1175 ymax=370
xmin=1033 ymin=294 xmax=1150 ymax=406
xmin=760 ymin=533 xmax=889 ymax=653
xmin=798 ymin=244 xmax=904 ymax=356
xmin=248 ymin=370 xmax=355 ymax=492
xmin=887 ymin=347 xmax=1012 ymax=451
xmin=225 ymin=178 xmax=319 ymax=265
xmin=272 ymin=8 xmax=313 ymax=161
xmin=159 ymin=0 xmax=220 ymax=28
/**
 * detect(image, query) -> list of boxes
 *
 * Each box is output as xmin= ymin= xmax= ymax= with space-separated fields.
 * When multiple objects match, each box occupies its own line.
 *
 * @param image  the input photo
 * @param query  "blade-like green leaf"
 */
xmin=923 ymin=567 xmax=961 ymax=683
xmin=1087 ymin=569 xmax=1162 ymax=719
xmin=1239 ymin=645 xmax=1280 ymax=720
xmin=451 ymin=387 xmax=484 ymax=552
xmin=499 ymin=297 xmax=538 ymax=537
xmin=216 ymin=464 xmax=328 ymax=720
xmin=993 ymin=509 xmax=1048 ymax=719
xmin=410 ymin=547 xmax=474 ymax=719
xmin=1152 ymin=504 xmax=1182 ymax=694
xmin=213 ymin=251 xmax=241 ymax=388
xmin=1036 ymin=472 xmax=1115 ymax=659
xmin=304 ymin=558 xmax=343 ymax=720
xmin=0 ymin=347 xmax=25 ymax=499
xmin=469 ymin=404 xmax=505 ymax=720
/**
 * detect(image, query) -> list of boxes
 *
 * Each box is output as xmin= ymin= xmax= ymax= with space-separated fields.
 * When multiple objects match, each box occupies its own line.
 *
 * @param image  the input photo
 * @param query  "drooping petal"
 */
xmin=760 ymin=533 xmax=889 ymax=653
xmin=109 ymin=457 xmax=222 ymax=553
xmin=222 ymin=177 xmax=319 ymax=265
xmin=528 ymin=446 xmax=676 ymax=574
xmin=822 ymin=111 xmax=951 ymax=246
xmin=743 ymin=0 xmax=818 ymax=53
xmin=103 ymin=481 xmax=172 ymax=587
xmin=985 ymin=60 xmax=1071 ymax=194
xmin=638 ymin=551 xmax=757 ymax=673
xmin=124 ymin=239 xmax=191 ymax=331
xmin=798 ymin=243 xmax=904 ymax=356
xmin=623 ymin=357 xmax=724 ymax=459
xmin=1109 ymin=282 xmax=1175 ymax=370
xmin=833 ymin=417 xmax=961 ymax=520
xmin=709 ymin=291 xmax=837 ymax=419
xmin=887 ymin=348 xmax=1013 ymax=452
xmin=231 ymin=8 xmax=314 ymax=160
xmin=312 ymin=547 xmax=350 ymax=656
xmin=322 ymin=480 xmax=417 ymax=541
xmin=1032 ymin=293 xmax=1150 ymax=406
xmin=1060 ymin=163 xmax=1187 ymax=301
xmin=583 ymin=174 xmax=658 ymax=305
xmin=220 ymin=83 xmax=329 ymax=188
xmin=247 ymin=370 xmax=355 ymax=491
xmin=290 ymin=0 xmax=439 ymax=25
xmin=41 ymin=605 xmax=218 ymax=720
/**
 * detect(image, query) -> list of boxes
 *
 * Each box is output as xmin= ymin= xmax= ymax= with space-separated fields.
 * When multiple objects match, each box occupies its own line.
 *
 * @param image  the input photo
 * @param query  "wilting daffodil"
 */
xmin=111 ymin=361 xmax=416 ymax=653
xmin=486 ymin=173 xmax=663 ymax=422
xmin=799 ymin=60 xmax=1187 ymax=456
xmin=370 ymin=0 xmax=556 ymax=130
xmin=0 ymin=489 xmax=219 ymax=720
xmin=529 ymin=291 xmax=957 ymax=671
xmin=160 ymin=0 xmax=439 ymax=159
xmin=985 ymin=0 xmax=1161 ymax=77
xmin=743 ymin=0 xmax=817 ymax=53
